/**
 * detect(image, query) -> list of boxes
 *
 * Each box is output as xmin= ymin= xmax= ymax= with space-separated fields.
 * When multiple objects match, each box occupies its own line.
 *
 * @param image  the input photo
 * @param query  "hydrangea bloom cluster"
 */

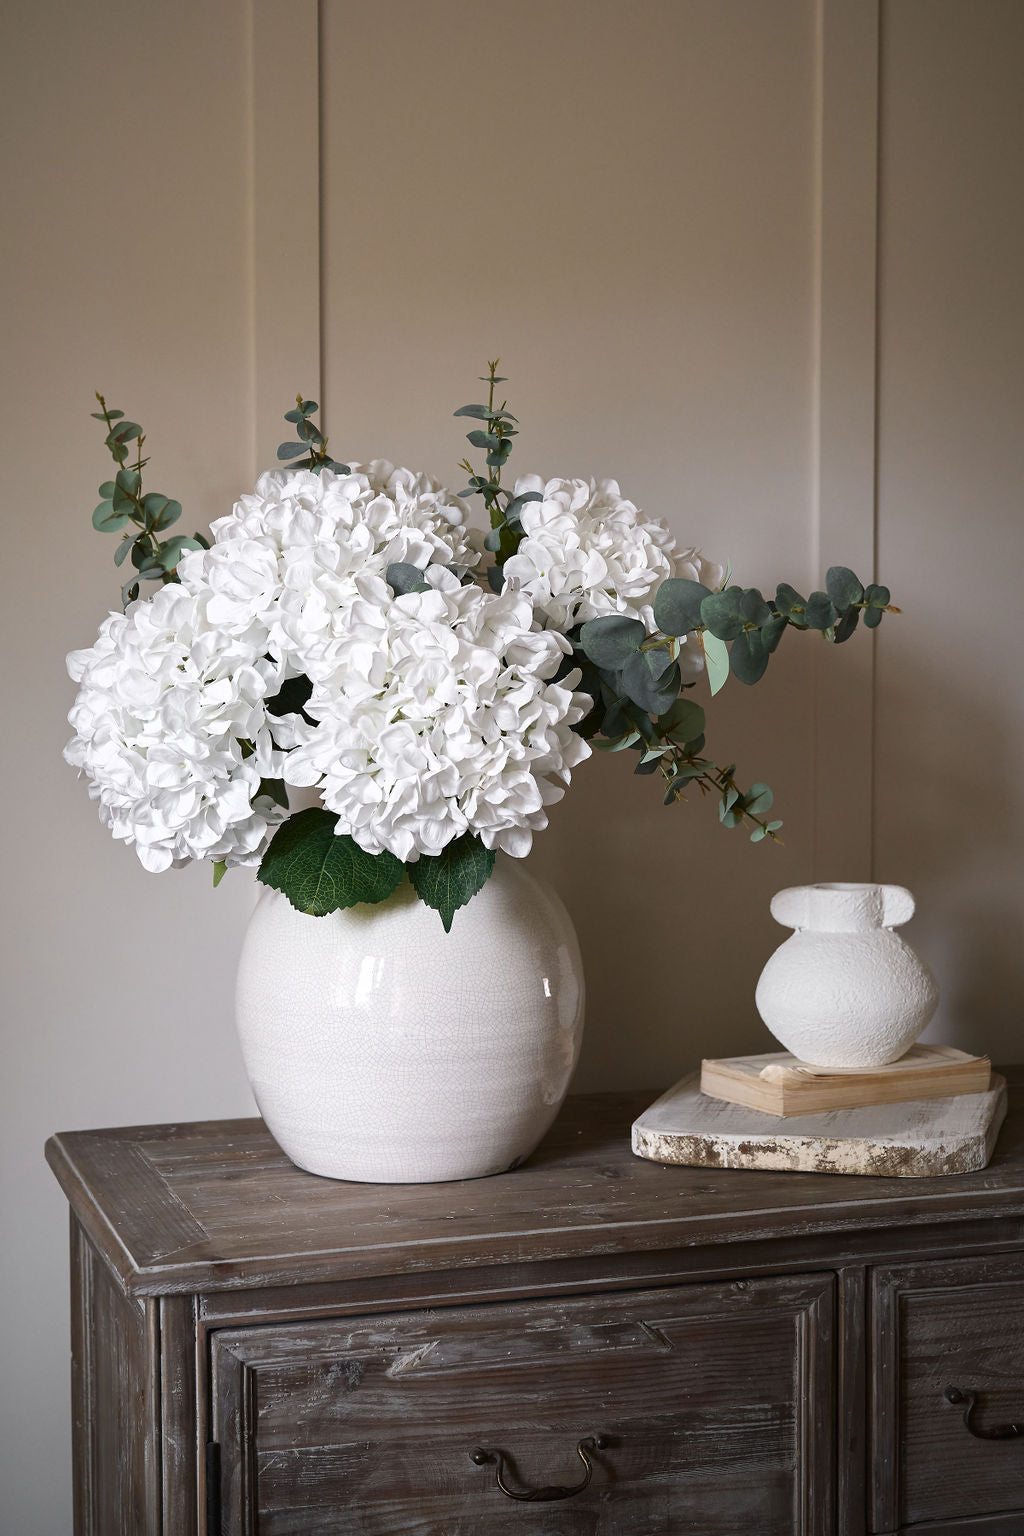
xmin=65 ymin=582 xmax=287 ymax=872
xmin=65 ymin=464 xmax=593 ymax=872
xmin=501 ymin=474 xmax=724 ymax=677
xmin=282 ymin=568 xmax=591 ymax=861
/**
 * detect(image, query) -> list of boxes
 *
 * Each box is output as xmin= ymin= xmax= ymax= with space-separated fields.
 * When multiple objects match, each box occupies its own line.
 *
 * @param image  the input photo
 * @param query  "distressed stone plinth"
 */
xmin=632 ymin=1071 xmax=1008 ymax=1177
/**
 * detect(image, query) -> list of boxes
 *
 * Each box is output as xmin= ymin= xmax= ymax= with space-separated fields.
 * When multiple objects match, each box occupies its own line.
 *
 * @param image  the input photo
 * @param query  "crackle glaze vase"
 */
xmin=754 ymin=882 xmax=939 ymax=1069
xmin=235 ymin=855 xmax=585 ymax=1183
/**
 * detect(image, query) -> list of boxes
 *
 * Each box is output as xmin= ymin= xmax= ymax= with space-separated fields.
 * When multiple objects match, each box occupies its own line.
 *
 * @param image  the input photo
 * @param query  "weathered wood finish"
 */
xmin=211 ymin=1276 xmax=832 ymax=1534
xmin=871 ymin=1250 xmax=1024 ymax=1529
xmin=70 ymin=1213 xmax=161 ymax=1534
xmin=48 ymin=1078 xmax=1024 ymax=1534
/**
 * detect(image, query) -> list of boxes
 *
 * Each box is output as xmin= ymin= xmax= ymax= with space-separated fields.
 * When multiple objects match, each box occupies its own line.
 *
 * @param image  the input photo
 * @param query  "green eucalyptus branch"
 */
xmin=276 ymin=395 xmax=349 ymax=475
xmin=90 ymin=393 xmax=208 ymax=608
xmin=454 ymin=360 xmax=541 ymax=590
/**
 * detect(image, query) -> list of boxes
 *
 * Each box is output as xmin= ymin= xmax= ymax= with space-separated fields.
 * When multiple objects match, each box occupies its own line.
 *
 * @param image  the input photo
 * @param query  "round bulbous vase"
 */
xmin=235 ymin=855 xmax=585 ymax=1183
xmin=754 ymin=882 xmax=938 ymax=1069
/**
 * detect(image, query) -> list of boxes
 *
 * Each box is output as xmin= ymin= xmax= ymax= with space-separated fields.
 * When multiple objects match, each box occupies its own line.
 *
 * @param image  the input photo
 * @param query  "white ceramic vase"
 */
xmin=235 ymin=855 xmax=585 ymax=1183
xmin=754 ymin=882 xmax=939 ymax=1068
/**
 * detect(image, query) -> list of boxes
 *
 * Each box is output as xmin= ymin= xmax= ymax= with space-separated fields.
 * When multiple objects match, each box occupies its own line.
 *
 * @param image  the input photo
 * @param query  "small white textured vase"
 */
xmin=235 ymin=856 xmax=585 ymax=1183
xmin=754 ymin=883 xmax=938 ymax=1068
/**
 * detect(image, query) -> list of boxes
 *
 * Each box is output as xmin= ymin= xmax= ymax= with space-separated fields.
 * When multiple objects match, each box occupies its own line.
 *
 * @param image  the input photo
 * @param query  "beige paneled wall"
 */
xmin=320 ymin=0 xmax=824 ymax=1089
xmin=874 ymin=0 xmax=1024 ymax=1055
xmin=3 ymin=1 xmax=1021 ymax=1528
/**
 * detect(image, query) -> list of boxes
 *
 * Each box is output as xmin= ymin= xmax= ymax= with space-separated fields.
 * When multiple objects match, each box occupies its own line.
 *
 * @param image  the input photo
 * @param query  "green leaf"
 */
xmin=700 ymin=587 xmax=745 ymax=642
xmin=730 ymin=629 xmax=771 ymax=685
xmin=504 ymin=491 xmax=542 ymax=519
xmin=804 ymin=591 xmax=838 ymax=630
xmin=700 ymin=632 xmax=730 ymax=695
xmin=658 ymin=696 xmax=706 ymax=744
xmin=258 ymin=807 xmax=404 ymax=916
xmin=91 ymin=409 xmax=123 ymax=421
xmin=865 ymin=583 xmax=891 ymax=608
xmin=387 ymin=561 xmax=429 ymax=595
xmin=112 ymin=467 xmax=141 ymax=513
xmin=833 ymin=607 xmax=860 ymax=643
xmin=212 ymin=860 xmax=228 ymax=887
xmin=762 ymin=614 xmax=788 ymax=653
xmin=774 ymin=582 xmax=807 ymax=620
xmin=107 ymin=420 xmax=141 ymax=446
xmin=620 ymin=652 xmax=681 ymax=714
xmin=283 ymin=407 xmax=305 ymax=423
xmin=453 ymin=404 xmax=493 ymax=419
xmin=467 ymin=429 xmax=500 ymax=451
xmin=579 ymin=615 xmax=646 ymax=669
xmin=826 ymin=566 xmax=864 ymax=612
xmin=299 ymin=399 xmax=318 ymax=413
xmin=654 ymin=578 xmax=710 ymax=636
xmin=153 ymin=498 xmax=182 ymax=531
xmin=155 ymin=535 xmax=203 ymax=570
xmin=863 ymin=605 xmax=883 ymax=628
xmin=486 ymin=565 xmax=505 ymax=593
xmin=98 ymin=480 xmax=116 ymax=498
xmin=121 ymin=578 xmax=140 ymax=606
xmin=739 ymin=588 xmax=771 ymax=627
xmin=92 ymin=501 xmax=132 ymax=532
xmin=407 ymin=833 xmax=496 ymax=932
xmin=277 ymin=441 xmax=308 ymax=460
xmin=744 ymin=782 xmax=774 ymax=815
xmin=114 ymin=535 xmax=134 ymax=566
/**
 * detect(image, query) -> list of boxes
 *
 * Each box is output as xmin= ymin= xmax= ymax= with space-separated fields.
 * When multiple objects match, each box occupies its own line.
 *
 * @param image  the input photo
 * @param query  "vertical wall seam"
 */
xmin=869 ymin=0 xmax=885 ymax=881
xmin=316 ymin=0 xmax=326 ymax=429
xmin=244 ymin=0 xmax=258 ymax=484
xmin=809 ymin=0 xmax=826 ymax=882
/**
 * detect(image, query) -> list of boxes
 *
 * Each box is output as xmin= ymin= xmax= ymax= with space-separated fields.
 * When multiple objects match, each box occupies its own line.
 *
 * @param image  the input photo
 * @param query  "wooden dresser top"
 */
xmin=46 ymin=1074 xmax=1024 ymax=1297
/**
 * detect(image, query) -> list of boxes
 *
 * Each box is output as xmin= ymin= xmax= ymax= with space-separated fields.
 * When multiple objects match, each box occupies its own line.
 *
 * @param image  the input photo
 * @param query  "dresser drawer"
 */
xmin=872 ymin=1253 xmax=1024 ymax=1529
xmin=210 ymin=1273 xmax=833 ymax=1534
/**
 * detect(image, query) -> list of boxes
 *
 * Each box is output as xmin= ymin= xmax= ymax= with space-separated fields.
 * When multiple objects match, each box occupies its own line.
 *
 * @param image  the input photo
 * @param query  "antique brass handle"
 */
xmin=945 ymin=1385 xmax=1022 ymax=1440
xmin=470 ymin=1434 xmax=611 ymax=1501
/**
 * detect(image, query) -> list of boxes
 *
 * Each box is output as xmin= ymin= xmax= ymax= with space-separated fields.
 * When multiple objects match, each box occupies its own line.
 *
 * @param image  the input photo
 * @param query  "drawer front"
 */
xmin=872 ymin=1253 xmax=1024 ymax=1529
xmin=211 ymin=1274 xmax=833 ymax=1535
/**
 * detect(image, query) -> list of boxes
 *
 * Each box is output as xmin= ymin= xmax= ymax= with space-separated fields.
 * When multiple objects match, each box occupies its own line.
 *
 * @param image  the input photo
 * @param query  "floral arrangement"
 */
xmin=65 ymin=364 xmax=894 ymax=929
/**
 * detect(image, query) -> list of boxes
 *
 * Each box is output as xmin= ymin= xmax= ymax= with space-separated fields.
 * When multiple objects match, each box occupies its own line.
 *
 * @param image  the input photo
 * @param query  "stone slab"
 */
xmin=632 ymin=1071 xmax=1008 ymax=1177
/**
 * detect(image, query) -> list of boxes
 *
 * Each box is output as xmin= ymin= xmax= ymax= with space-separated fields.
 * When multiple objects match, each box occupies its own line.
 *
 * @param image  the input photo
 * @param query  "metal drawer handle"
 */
xmin=470 ymin=1434 xmax=611 ymax=1501
xmin=945 ymin=1385 xmax=1022 ymax=1440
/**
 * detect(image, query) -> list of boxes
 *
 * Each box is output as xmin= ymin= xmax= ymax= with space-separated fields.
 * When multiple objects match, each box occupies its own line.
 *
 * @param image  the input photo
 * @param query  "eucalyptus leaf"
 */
xmin=774 ymin=583 xmax=807 ymax=621
xmin=804 ymin=591 xmax=839 ymax=630
xmin=258 ymin=807 xmax=404 ymax=916
xmin=212 ymin=860 xmax=228 ymax=886
xmin=114 ymin=536 xmax=134 ymax=565
xmin=92 ymin=502 xmax=131 ymax=532
xmin=620 ymin=652 xmax=681 ymax=714
xmin=701 ymin=631 xmax=731 ymax=695
xmin=744 ymin=782 xmax=774 ymax=815
xmin=833 ymin=607 xmax=860 ymax=643
xmin=654 ymin=578 xmax=710 ymax=636
xmin=730 ymin=629 xmax=770 ymax=685
xmin=386 ymin=561 xmax=430 ymax=595
xmin=579 ymin=615 xmax=645 ymax=669
xmin=299 ymin=399 xmax=318 ymax=413
xmin=658 ymin=696 xmax=706 ymax=745
xmin=700 ymin=587 xmax=745 ymax=642
xmin=277 ymin=441 xmax=308 ymax=460
xmin=453 ymin=404 xmax=493 ymax=419
xmin=863 ymin=605 xmax=883 ymax=628
xmin=407 ymin=832 xmax=495 ymax=932
xmin=826 ymin=565 xmax=864 ymax=612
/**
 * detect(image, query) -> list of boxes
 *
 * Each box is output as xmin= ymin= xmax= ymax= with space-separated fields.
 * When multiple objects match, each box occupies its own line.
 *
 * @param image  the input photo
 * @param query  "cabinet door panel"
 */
xmin=211 ymin=1273 xmax=833 ymax=1535
xmin=872 ymin=1252 xmax=1024 ymax=1529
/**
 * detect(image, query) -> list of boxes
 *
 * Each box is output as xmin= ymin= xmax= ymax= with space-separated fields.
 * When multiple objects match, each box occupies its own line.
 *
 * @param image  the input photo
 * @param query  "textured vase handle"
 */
xmin=769 ymin=887 xmax=810 ymax=929
xmin=880 ymin=885 xmax=915 ymax=927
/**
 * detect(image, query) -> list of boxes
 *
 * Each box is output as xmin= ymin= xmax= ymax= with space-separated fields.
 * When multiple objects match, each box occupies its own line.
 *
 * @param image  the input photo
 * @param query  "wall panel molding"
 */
xmin=811 ymin=0 xmax=881 ymax=880
xmin=249 ymin=0 xmax=321 ymax=479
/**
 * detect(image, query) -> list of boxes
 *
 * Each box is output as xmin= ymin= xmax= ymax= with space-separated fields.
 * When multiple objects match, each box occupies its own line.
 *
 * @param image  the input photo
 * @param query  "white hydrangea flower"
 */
xmin=282 ymin=567 xmax=592 ymax=862
xmin=179 ymin=464 xmax=479 ymax=684
xmin=64 ymin=583 xmax=288 ymax=873
xmin=500 ymin=474 xmax=723 ymax=678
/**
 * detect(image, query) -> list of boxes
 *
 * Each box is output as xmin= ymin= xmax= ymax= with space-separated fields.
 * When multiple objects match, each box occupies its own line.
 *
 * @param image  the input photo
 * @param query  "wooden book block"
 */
xmin=700 ymin=1044 xmax=990 ymax=1118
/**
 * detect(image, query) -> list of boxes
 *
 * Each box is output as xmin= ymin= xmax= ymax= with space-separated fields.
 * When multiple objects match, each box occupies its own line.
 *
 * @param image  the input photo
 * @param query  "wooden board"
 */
xmin=700 ymin=1045 xmax=990 ymax=1117
xmin=632 ymin=1073 xmax=1008 ymax=1177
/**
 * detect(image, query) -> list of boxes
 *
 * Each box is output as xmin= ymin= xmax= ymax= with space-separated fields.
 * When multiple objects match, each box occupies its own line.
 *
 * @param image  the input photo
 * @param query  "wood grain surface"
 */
xmin=211 ymin=1275 xmax=833 ymax=1535
xmin=45 ymin=1073 xmax=1024 ymax=1297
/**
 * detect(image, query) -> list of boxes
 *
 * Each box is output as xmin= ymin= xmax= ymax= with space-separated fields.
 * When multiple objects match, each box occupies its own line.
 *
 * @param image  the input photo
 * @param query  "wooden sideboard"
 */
xmin=47 ymin=1073 xmax=1024 ymax=1535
